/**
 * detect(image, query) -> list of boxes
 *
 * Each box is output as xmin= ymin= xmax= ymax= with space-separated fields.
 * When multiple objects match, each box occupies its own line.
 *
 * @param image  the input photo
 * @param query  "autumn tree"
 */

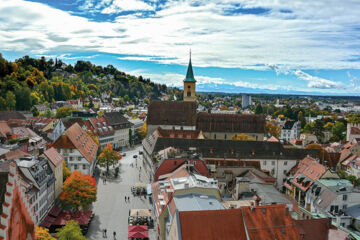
xmin=306 ymin=144 xmax=329 ymax=165
xmin=63 ymin=161 xmax=71 ymax=181
xmin=98 ymin=143 xmax=121 ymax=173
xmin=56 ymin=220 xmax=88 ymax=240
xmin=36 ymin=226 xmax=56 ymax=240
xmin=60 ymin=171 xmax=97 ymax=211
xmin=55 ymin=106 xmax=74 ymax=119
xmin=5 ymin=91 xmax=16 ymax=110
xmin=231 ymin=134 xmax=254 ymax=141
xmin=265 ymin=122 xmax=282 ymax=138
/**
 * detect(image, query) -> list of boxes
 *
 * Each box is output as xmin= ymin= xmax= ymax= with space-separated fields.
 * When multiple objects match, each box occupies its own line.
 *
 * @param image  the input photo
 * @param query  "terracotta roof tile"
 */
xmin=350 ymin=127 xmax=360 ymax=135
xmin=0 ymin=121 xmax=11 ymax=138
xmin=295 ymin=218 xmax=330 ymax=240
xmin=53 ymin=123 xmax=98 ymax=163
xmin=179 ymin=209 xmax=247 ymax=240
xmin=44 ymin=147 xmax=64 ymax=167
xmin=0 ymin=149 xmax=30 ymax=161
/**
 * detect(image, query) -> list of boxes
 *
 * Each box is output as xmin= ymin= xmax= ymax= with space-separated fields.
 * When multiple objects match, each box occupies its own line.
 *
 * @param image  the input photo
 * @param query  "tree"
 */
xmin=265 ymin=122 xmax=282 ymax=137
xmin=36 ymin=226 xmax=56 ymax=240
xmin=231 ymin=134 xmax=254 ymax=141
xmin=5 ymin=91 xmax=16 ymax=110
xmin=60 ymin=171 xmax=97 ymax=211
xmin=56 ymin=220 xmax=88 ymax=240
xmin=129 ymin=128 xmax=133 ymax=145
xmin=55 ymin=106 xmax=74 ymax=119
xmin=324 ymin=122 xmax=334 ymax=131
xmin=44 ymin=108 xmax=54 ymax=118
xmin=0 ymin=97 xmax=6 ymax=110
xmin=254 ymin=104 xmax=263 ymax=114
xmin=297 ymin=111 xmax=306 ymax=128
xmin=331 ymin=121 xmax=346 ymax=140
xmin=306 ymin=144 xmax=329 ymax=164
xmin=15 ymin=87 xmax=32 ymax=110
xmin=63 ymin=161 xmax=71 ymax=181
xmin=98 ymin=143 xmax=121 ymax=173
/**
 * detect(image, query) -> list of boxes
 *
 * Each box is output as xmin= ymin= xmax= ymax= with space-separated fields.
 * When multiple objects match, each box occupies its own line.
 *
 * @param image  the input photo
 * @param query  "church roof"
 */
xmin=184 ymin=54 xmax=196 ymax=82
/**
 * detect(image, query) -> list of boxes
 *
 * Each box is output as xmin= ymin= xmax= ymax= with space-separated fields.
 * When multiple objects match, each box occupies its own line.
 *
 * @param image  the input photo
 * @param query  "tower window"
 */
xmin=187 ymin=91 xmax=191 ymax=97
xmin=188 ymin=85 xmax=191 ymax=88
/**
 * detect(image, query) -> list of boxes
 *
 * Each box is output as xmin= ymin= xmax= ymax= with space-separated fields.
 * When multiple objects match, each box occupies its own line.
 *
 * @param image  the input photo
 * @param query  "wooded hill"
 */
xmin=0 ymin=53 xmax=169 ymax=111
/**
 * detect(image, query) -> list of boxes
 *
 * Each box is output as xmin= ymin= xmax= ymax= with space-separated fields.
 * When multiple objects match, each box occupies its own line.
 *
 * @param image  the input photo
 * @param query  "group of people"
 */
xmin=125 ymin=196 xmax=131 ymax=203
xmin=102 ymin=229 xmax=116 ymax=239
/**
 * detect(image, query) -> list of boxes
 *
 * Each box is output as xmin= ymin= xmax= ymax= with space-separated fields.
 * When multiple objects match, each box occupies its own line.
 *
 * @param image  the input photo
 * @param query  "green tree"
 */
xmin=331 ymin=121 xmax=346 ymax=140
xmin=129 ymin=128 xmax=133 ymax=145
xmin=44 ymin=108 xmax=54 ymax=118
xmin=254 ymin=104 xmax=263 ymax=114
xmin=297 ymin=111 xmax=306 ymax=128
xmin=0 ymin=97 xmax=6 ymax=110
xmin=55 ymin=106 xmax=74 ymax=118
xmin=5 ymin=91 xmax=16 ymax=110
xmin=56 ymin=220 xmax=88 ymax=240
xmin=15 ymin=87 xmax=32 ymax=110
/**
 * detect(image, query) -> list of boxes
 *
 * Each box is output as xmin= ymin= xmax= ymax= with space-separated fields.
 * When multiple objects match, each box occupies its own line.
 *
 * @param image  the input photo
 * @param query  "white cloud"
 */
xmin=0 ymin=0 xmax=360 ymax=93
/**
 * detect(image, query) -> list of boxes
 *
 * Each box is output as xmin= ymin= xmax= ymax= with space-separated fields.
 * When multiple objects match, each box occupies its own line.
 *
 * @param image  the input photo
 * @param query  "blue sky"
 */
xmin=1 ymin=0 xmax=360 ymax=95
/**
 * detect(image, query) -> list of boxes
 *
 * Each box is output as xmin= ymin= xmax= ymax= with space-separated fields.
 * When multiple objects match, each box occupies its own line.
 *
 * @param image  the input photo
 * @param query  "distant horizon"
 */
xmin=1 ymin=0 xmax=360 ymax=96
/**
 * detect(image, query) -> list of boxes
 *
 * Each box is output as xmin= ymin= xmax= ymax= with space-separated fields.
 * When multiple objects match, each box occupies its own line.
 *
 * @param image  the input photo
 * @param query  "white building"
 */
xmin=53 ymin=123 xmax=98 ymax=175
xmin=241 ymin=94 xmax=252 ymax=109
xmin=280 ymin=121 xmax=300 ymax=142
xmin=104 ymin=112 xmax=132 ymax=149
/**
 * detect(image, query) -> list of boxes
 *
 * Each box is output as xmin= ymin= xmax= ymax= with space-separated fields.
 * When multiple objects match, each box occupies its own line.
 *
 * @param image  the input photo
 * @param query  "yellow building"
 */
xmin=183 ymin=53 xmax=196 ymax=102
xmin=44 ymin=147 xmax=64 ymax=199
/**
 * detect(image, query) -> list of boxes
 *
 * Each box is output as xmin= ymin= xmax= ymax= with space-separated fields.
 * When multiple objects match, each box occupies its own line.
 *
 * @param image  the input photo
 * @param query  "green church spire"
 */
xmin=184 ymin=50 xmax=196 ymax=82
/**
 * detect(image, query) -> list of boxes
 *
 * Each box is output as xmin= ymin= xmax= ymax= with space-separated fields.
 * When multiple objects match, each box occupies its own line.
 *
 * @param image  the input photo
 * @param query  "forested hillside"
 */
xmin=0 ymin=54 xmax=169 ymax=111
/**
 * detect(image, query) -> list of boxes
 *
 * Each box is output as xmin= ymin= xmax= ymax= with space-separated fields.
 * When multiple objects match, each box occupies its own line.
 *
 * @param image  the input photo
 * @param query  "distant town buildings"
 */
xmin=242 ymin=94 xmax=252 ymax=108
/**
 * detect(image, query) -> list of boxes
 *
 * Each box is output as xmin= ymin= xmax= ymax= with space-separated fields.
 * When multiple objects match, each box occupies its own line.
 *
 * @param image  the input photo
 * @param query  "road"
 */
xmin=86 ymin=145 xmax=157 ymax=240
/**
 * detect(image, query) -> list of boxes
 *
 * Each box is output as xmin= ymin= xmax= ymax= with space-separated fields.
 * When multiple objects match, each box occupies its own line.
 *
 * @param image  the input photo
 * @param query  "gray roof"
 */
xmin=346 ymin=204 xmax=360 ymax=219
xmin=249 ymin=183 xmax=292 ymax=206
xmin=0 ymin=111 xmax=26 ymax=121
xmin=143 ymin=132 xmax=320 ymax=160
xmin=104 ymin=112 xmax=131 ymax=126
xmin=173 ymin=193 xmax=224 ymax=211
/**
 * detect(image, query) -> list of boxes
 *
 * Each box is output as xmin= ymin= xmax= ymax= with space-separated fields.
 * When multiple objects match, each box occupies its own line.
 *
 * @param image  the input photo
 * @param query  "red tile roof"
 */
xmin=154 ymin=158 xmax=209 ymax=181
xmin=179 ymin=209 xmax=247 ymax=240
xmin=268 ymin=136 xmax=280 ymax=142
xmin=88 ymin=116 xmax=114 ymax=136
xmin=241 ymin=204 xmax=300 ymax=240
xmin=179 ymin=205 xmax=299 ymax=240
xmin=53 ymin=123 xmax=98 ymax=163
xmin=290 ymin=156 xmax=326 ymax=191
xmin=350 ymin=127 xmax=360 ymax=135
xmin=0 ymin=149 xmax=30 ymax=161
xmin=44 ymin=147 xmax=64 ymax=167
xmin=0 ymin=121 xmax=11 ymax=138
xmin=295 ymin=218 xmax=331 ymax=240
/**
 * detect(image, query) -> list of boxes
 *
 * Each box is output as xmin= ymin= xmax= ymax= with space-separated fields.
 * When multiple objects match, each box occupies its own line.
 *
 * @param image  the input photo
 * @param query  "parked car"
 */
xmin=122 ymin=153 xmax=126 ymax=157
xmin=133 ymin=155 xmax=138 ymax=158
xmin=139 ymin=151 xmax=143 ymax=155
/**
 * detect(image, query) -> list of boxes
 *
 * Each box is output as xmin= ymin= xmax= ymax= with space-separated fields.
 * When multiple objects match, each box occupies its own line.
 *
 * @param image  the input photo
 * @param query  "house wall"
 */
xmin=203 ymin=131 xmax=264 ymax=141
xmin=147 ymin=125 xmax=195 ymax=136
xmin=49 ymin=161 xmax=63 ymax=199
xmin=58 ymin=149 xmax=93 ymax=175
xmin=280 ymin=122 xmax=301 ymax=142
xmin=168 ymin=212 xmax=180 ymax=240
xmin=347 ymin=123 xmax=360 ymax=141
xmin=113 ymin=128 xmax=130 ymax=149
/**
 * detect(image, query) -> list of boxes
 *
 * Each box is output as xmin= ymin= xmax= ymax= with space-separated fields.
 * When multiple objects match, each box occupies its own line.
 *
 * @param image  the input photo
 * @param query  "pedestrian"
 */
xmin=104 ymin=178 xmax=107 ymax=184
xmin=125 ymin=196 xmax=127 ymax=202
xmin=128 ymin=196 xmax=130 ymax=202
xmin=113 ymin=231 xmax=116 ymax=240
xmin=103 ymin=229 xmax=107 ymax=238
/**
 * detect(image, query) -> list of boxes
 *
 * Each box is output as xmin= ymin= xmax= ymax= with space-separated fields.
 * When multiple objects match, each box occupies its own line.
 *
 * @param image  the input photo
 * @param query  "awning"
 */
xmin=128 ymin=231 xmax=148 ymax=238
xmin=128 ymin=225 xmax=148 ymax=232
xmin=147 ymin=185 xmax=152 ymax=195
xmin=48 ymin=206 xmax=62 ymax=217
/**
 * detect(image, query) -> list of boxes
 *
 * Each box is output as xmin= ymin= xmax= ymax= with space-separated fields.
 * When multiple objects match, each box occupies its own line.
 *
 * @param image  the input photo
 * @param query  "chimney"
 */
xmin=285 ymin=207 xmax=289 ymax=217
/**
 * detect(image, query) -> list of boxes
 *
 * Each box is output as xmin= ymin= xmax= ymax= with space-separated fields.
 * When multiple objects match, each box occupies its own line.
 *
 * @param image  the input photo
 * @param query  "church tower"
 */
xmin=183 ymin=51 xmax=196 ymax=102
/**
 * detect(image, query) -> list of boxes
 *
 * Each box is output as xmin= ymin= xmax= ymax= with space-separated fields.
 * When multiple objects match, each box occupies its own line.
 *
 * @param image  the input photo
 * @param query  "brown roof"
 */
xmin=156 ymin=128 xmax=204 ymax=139
xmin=44 ymin=147 xmax=64 ymax=167
xmin=241 ymin=204 xmax=300 ymax=240
xmin=0 ymin=121 xmax=11 ymax=138
xmin=147 ymin=101 xmax=197 ymax=126
xmin=88 ymin=116 xmax=115 ymax=136
xmin=0 ymin=149 xmax=30 ymax=161
xmin=350 ymin=127 xmax=360 ymax=135
xmin=53 ymin=123 xmax=98 ymax=163
xmin=0 ymin=111 xmax=26 ymax=121
xmin=179 ymin=209 xmax=247 ymax=240
xmin=196 ymin=112 xmax=265 ymax=133
xmin=295 ymin=218 xmax=330 ymax=240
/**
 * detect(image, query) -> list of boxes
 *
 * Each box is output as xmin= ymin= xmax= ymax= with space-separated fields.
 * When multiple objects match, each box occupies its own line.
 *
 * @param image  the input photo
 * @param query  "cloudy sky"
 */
xmin=1 ymin=0 xmax=360 ymax=95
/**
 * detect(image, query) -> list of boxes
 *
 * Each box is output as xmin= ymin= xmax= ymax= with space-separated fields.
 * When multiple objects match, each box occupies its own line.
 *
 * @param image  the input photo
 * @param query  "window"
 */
xmin=74 ymin=164 xmax=78 ymax=170
xmin=224 ymin=134 xmax=227 ymax=140
xmin=83 ymin=164 xmax=87 ymax=170
xmin=263 ymin=161 xmax=267 ymax=166
xmin=343 ymin=195 xmax=348 ymax=201
xmin=283 ymin=170 xmax=287 ymax=174
xmin=284 ymin=161 xmax=288 ymax=166
xmin=214 ymin=134 xmax=216 ymax=139
xmin=272 ymin=161 xmax=275 ymax=166
xmin=343 ymin=205 xmax=347 ymax=210
xmin=69 ymin=157 xmax=73 ymax=161
xmin=78 ymin=157 xmax=82 ymax=161
xmin=187 ymin=91 xmax=191 ymax=97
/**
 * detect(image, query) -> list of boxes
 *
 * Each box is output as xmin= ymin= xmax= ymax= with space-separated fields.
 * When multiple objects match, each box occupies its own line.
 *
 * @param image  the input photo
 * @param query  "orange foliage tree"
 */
xmin=231 ymin=133 xmax=254 ymax=141
xmin=265 ymin=122 xmax=282 ymax=138
xmin=35 ymin=226 xmax=56 ymax=240
xmin=60 ymin=171 xmax=97 ymax=211
xmin=98 ymin=143 xmax=121 ymax=173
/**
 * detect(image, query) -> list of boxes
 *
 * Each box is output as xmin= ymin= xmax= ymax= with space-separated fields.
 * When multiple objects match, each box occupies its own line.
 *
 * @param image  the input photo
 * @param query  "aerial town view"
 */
xmin=1 ymin=0 xmax=360 ymax=239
